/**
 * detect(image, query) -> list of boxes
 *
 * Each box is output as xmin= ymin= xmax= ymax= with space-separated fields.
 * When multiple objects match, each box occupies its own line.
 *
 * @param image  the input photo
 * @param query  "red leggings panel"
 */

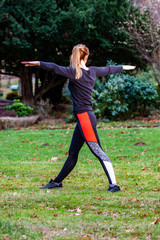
xmin=77 ymin=112 xmax=97 ymax=143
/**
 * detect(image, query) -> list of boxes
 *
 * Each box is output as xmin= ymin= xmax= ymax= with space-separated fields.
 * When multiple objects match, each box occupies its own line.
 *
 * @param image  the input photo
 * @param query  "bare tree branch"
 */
xmin=122 ymin=0 xmax=160 ymax=85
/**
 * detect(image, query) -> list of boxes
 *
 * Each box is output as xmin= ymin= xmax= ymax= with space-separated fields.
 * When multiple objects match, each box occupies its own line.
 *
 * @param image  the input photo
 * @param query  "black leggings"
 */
xmin=54 ymin=111 xmax=117 ymax=186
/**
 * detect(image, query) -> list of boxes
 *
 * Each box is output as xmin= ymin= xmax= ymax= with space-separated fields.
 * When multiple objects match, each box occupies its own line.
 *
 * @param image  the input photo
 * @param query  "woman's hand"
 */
xmin=21 ymin=61 xmax=40 ymax=67
xmin=122 ymin=65 xmax=136 ymax=70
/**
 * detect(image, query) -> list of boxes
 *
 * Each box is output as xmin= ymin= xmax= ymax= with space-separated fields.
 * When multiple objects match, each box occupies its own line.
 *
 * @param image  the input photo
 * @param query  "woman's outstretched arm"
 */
xmin=94 ymin=65 xmax=136 ymax=77
xmin=21 ymin=61 xmax=74 ymax=79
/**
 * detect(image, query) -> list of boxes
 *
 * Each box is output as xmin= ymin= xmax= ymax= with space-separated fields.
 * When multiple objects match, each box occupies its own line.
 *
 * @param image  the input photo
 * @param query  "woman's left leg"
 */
xmin=76 ymin=111 xmax=120 ymax=192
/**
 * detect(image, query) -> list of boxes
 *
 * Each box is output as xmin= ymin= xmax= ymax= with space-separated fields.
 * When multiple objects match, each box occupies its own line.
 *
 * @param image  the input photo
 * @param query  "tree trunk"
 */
xmin=34 ymin=69 xmax=66 ymax=105
xmin=20 ymin=67 xmax=34 ymax=104
xmin=35 ymin=70 xmax=39 ymax=96
xmin=151 ymin=64 xmax=160 ymax=87
xmin=42 ymin=79 xmax=66 ymax=105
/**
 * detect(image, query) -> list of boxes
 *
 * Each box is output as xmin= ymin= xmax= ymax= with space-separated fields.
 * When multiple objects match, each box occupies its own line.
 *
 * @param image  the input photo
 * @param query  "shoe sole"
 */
xmin=39 ymin=186 xmax=63 ymax=189
xmin=106 ymin=188 xmax=121 ymax=193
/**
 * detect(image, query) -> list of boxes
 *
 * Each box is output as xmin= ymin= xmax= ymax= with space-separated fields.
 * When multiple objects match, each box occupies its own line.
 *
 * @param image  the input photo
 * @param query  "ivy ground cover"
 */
xmin=0 ymin=126 xmax=159 ymax=239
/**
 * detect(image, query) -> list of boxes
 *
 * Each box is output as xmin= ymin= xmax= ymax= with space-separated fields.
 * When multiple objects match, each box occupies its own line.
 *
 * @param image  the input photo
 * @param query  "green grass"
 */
xmin=0 ymin=126 xmax=160 ymax=239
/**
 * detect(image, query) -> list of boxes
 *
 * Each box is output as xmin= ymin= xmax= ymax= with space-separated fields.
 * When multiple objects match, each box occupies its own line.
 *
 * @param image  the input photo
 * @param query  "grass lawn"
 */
xmin=0 ymin=125 xmax=159 ymax=239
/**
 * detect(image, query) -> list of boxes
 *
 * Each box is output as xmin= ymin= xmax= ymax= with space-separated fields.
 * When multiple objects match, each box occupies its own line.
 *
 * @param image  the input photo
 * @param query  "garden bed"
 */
xmin=0 ymin=115 xmax=39 ymax=130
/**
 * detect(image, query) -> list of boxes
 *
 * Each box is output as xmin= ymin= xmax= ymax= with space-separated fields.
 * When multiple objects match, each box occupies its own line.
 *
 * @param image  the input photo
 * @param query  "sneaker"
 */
xmin=39 ymin=179 xmax=63 ymax=189
xmin=106 ymin=185 xmax=121 ymax=193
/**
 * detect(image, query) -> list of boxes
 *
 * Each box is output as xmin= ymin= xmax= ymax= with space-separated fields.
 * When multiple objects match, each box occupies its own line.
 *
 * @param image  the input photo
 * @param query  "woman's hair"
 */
xmin=70 ymin=44 xmax=89 ymax=79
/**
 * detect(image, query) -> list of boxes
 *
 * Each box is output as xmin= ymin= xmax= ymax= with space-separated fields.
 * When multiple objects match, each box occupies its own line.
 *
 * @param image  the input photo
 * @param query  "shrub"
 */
xmin=60 ymin=94 xmax=72 ymax=104
xmin=135 ymin=69 xmax=157 ymax=86
xmin=92 ymin=67 xmax=158 ymax=120
xmin=5 ymin=99 xmax=34 ymax=117
xmin=33 ymin=99 xmax=53 ymax=118
xmin=6 ymin=91 xmax=21 ymax=100
xmin=0 ymin=90 xmax=3 ymax=97
xmin=64 ymin=111 xmax=76 ymax=123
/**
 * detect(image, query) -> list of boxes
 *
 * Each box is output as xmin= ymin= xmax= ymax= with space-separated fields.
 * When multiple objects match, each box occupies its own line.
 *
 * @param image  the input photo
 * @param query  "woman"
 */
xmin=22 ymin=44 xmax=135 ymax=193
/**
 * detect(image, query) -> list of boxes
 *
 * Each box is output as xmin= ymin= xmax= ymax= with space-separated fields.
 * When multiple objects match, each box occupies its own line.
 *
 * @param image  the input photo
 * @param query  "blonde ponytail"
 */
xmin=70 ymin=44 xmax=89 ymax=79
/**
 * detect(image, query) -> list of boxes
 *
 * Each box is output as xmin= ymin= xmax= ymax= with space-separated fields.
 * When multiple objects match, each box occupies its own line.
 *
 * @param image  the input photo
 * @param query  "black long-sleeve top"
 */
xmin=39 ymin=61 xmax=123 ymax=113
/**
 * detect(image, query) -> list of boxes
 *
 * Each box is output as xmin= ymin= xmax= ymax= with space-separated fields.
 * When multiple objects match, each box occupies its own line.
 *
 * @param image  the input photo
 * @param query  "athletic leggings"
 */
xmin=54 ymin=111 xmax=117 ymax=186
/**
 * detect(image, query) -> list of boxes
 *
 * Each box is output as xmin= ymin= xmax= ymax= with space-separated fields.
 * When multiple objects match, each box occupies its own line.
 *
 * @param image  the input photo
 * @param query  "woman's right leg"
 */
xmin=40 ymin=123 xmax=84 ymax=189
xmin=53 ymin=123 xmax=85 ymax=183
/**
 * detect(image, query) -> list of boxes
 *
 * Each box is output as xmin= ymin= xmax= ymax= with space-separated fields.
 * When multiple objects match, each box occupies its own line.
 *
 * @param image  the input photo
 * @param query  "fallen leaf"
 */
xmin=134 ymin=141 xmax=146 ymax=146
xmin=67 ymin=209 xmax=74 ymax=212
xmin=30 ymin=213 xmax=37 ymax=218
xmin=141 ymin=166 xmax=149 ymax=170
xmin=2 ymin=235 xmax=9 ymax=238
xmin=150 ymin=217 xmax=159 ymax=225
xmin=22 ymin=140 xmax=29 ymax=143
xmin=53 ymin=213 xmax=57 ymax=217
xmin=39 ymin=204 xmax=46 ymax=207
xmin=85 ymin=205 xmax=90 ymax=209
xmin=76 ymin=207 xmax=82 ymax=213
xmin=82 ymin=235 xmax=91 ymax=240
xmin=50 ymin=157 xmax=58 ymax=162
xmin=141 ymin=150 xmax=146 ymax=155
xmin=22 ymin=235 xmax=27 ymax=239
xmin=67 ymin=207 xmax=83 ymax=213
xmin=151 ymin=188 xmax=160 ymax=191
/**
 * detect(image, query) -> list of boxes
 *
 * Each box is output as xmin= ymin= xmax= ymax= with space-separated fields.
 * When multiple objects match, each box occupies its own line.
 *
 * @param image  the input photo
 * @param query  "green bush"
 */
xmin=5 ymin=99 xmax=34 ymax=117
xmin=92 ymin=66 xmax=158 ymax=120
xmin=135 ymin=69 xmax=157 ymax=86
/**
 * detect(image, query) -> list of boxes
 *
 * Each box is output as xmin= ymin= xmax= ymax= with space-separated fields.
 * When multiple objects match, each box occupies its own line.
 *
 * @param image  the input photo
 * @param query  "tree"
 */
xmin=0 ymin=0 xmax=63 ymax=103
xmin=123 ymin=0 xmax=160 ymax=86
xmin=0 ymin=0 xmax=143 ymax=104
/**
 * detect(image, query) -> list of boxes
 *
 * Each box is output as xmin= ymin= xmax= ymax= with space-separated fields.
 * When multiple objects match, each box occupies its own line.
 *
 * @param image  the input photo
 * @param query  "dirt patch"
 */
xmin=127 ymin=114 xmax=160 ymax=123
